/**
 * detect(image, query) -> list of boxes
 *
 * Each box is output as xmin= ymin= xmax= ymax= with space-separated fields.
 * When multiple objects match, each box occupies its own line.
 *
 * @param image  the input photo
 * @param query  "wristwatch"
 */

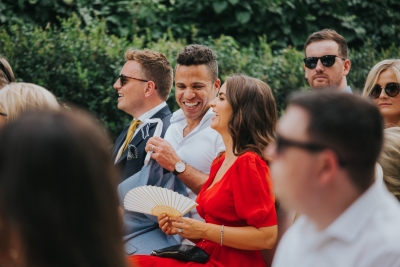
xmin=173 ymin=161 xmax=186 ymax=176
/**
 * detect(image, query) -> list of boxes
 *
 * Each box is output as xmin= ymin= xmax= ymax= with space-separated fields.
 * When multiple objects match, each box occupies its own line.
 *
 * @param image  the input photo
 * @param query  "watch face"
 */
xmin=175 ymin=162 xmax=186 ymax=173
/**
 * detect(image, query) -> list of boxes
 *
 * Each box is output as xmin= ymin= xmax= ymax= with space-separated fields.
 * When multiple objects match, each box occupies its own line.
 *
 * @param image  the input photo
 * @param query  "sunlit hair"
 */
xmin=225 ymin=74 xmax=277 ymax=160
xmin=304 ymin=29 xmax=349 ymax=59
xmin=0 ymin=55 xmax=15 ymax=88
xmin=0 ymin=82 xmax=60 ymax=123
xmin=0 ymin=110 xmax=127 ymax=267
xmin=176 ymin=44 xmax=218 ymax=82
xmin=378 ymin=127 xmax=400 ymax=201
xmin=125 ymin=49 xmax=173 ymax=101
xmin=362 ymin=59 xmax=400 ymax=99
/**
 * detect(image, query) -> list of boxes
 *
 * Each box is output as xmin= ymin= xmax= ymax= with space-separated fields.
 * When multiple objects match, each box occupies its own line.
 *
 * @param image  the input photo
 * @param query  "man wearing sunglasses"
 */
xmin=112 ymin=49 xmax=173 ymax=181
xmin=303 ymin=29 xmax=352 ymax=93
xmin=269 ymin=92 xmax=400 ymax=267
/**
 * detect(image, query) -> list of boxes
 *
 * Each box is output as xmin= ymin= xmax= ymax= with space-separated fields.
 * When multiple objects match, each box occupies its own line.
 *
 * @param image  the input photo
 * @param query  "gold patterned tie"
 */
xmin=117 ymin=119 xmax=142 ymax=160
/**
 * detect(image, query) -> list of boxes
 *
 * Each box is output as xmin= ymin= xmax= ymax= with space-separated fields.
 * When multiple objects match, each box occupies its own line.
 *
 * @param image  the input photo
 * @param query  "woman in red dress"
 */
xmin=131 ymin=74 xmax=278 ymax=267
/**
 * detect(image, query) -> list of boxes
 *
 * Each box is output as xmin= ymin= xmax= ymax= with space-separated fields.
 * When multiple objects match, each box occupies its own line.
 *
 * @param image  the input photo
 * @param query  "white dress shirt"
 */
xmin=273 ymin=180 xmax=400 ymax=267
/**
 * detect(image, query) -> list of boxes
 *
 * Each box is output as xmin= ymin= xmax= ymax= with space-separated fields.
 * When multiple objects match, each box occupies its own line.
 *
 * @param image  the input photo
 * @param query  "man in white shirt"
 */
xmin=146 ymin=44 xmax=225 ymax=221
xmin=267 ymin=91 xmax=400 ymax=267
xmin=112 ymin=49 xmax=173 ymax=181
xmin=303 ymin=29 xmax=352 ymax=93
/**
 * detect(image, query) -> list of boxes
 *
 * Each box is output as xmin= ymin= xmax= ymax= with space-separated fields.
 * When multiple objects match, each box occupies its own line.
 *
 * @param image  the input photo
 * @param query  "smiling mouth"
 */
xmin=184 ymin=102 xmax=200 ymax=108
xmin=118 ymin=93 xmax=123 ymax=98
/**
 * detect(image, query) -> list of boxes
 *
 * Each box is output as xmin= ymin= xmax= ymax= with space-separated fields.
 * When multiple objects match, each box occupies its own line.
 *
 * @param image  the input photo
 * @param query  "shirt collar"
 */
xmin=322 ymin=181 xmax=383 ymax=242
xmin=136 ymin=102 xmax=166 ymax=122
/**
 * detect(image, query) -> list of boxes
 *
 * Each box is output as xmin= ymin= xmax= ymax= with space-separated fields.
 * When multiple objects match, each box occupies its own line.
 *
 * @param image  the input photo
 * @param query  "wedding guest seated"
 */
xmin=0 ymin=82 xmax=59 ymax=128
xmin=130 ymin=74 xmax=278 ymax=267
xmin=0 ymin=55 xmax=15 ymax=88
xmin=0 ymin=110 xmax=127 ymax=267
xmin=378 ymin=127 xmax=400 ymax=201
xmin=363 ymin=59 xmax=400 ymax=127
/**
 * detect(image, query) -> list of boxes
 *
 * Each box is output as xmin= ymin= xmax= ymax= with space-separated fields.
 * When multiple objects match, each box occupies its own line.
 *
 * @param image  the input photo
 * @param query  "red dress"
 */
xmin=130 ymin=152 xmax=277 ymax=267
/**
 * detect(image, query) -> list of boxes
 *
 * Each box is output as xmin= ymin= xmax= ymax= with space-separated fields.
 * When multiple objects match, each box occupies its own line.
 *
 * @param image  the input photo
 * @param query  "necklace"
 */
xmin=224 ymin=154 xmax=236 ymax=166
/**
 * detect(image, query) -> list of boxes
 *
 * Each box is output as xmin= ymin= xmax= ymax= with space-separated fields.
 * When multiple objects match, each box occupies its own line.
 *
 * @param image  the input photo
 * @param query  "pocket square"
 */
xmin=127 ymin=144 xmax=138 ymax=160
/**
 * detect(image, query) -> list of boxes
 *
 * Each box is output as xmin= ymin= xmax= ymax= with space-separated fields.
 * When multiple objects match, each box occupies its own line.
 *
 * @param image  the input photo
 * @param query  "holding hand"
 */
xmin=146 ymin=137 xmax=181 ymax=172
xmin=158 ymin=214 xmax=206 ymax=239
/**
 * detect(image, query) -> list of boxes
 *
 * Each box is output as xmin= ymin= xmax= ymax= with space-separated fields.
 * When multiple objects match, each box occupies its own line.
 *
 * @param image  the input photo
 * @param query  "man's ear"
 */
xmin=343 ymin=59 xmax=351 ymax=76
xmin=317 ymin=149 xmax=340 ymax=186
xmin=144 ymin=81 xmax=156 ymax=97
xmin=214 ymin=78 xmax=221 ymax=92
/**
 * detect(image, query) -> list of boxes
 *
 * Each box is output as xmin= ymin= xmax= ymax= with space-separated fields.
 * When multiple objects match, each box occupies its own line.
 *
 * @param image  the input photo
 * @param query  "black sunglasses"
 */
xmin=0 ymin=61 xmax=14 ymax=83
xmin=119 ymin=74 xmax=149 ymax=87
xmin=275 ymin=134 xmax=346 ymax=166
xmin=369 ymin=82 xmax=400 ymax=99
xmin=303 ymin=55 xmax=345 ymax=69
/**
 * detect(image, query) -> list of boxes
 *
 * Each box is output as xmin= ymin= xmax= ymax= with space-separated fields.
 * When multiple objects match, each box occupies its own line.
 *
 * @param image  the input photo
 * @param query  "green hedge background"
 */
xmin=1 ymin=0 xmax=400 ymax=139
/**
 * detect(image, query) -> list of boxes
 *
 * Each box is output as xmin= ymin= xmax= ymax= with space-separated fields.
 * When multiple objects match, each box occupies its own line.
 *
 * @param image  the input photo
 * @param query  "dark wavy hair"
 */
xmin=0 ymin=110 xmax=126 ymax=267
xmin=225 ymin=74 xmax=277 ymax=160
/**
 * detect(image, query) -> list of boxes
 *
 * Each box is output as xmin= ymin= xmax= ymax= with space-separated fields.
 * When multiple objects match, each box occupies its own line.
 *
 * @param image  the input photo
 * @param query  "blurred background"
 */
xmin=1 ymin=0 xmax=399 ymax=139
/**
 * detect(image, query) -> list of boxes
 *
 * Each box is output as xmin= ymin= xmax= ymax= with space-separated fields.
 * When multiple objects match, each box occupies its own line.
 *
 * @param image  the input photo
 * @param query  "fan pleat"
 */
xmin=124 ymin=185 xmax=198 ymax=217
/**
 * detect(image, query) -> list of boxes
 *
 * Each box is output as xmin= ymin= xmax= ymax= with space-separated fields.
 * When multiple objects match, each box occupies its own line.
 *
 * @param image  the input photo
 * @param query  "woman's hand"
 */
xmin=158 ymin=214 xmax=206 ymax=239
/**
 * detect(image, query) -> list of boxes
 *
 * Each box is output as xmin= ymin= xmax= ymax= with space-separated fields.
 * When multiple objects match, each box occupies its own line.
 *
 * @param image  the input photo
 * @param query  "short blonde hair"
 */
xmin=378 ymin=127 xmax=400 ymax=201
xmin=0 ymin=82 xmax=60 ymax=123
xmin=362 ymin=59 xmax=400 ymax=98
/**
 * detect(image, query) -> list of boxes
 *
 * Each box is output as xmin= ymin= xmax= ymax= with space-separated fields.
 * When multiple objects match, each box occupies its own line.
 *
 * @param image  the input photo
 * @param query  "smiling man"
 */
xmin=112 ymin=49 xmax=173 ymax=181
xmin=146 ymin=44 xmax=224 ymax=222
xmin=303 ymin=29 xmax=352 ymax=93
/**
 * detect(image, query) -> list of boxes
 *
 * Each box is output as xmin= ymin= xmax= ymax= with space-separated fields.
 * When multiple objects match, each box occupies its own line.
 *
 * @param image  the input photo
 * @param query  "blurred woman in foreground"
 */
xmin=0 ymin=110 xmax=127 ymax=267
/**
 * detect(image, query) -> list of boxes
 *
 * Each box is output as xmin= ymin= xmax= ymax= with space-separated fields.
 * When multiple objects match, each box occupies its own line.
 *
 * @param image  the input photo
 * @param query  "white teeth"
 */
xmin=184 ymin=102 xmax=199 ymax=107
xmin=119 ymin=94 xmax=123 ymax=97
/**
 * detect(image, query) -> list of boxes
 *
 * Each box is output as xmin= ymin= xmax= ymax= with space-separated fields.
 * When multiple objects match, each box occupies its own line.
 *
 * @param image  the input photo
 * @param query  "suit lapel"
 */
xmin=114 ymin=105 xmax=172 ymax=164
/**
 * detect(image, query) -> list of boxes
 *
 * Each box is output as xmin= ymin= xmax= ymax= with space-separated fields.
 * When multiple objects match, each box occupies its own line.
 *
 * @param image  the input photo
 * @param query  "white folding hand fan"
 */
xmin=124 ymin=185 xmax=198 ymax=217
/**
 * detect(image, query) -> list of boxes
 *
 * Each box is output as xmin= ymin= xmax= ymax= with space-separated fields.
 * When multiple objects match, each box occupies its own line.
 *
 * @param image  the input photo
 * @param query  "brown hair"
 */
xmin=125 ymin=49 xmax=173 ymax=101
xmin=378 ymin=127 xmax=400 ymax=201
xmin=288 ymin=91 xmax=384 ymax=192
xmin=0 ymin=110 xmax=126 ymax=267
xmin=225 ymin=74 xmax=277 ymax=160
xmin=304 ymin=29 xmax=349 ymax=59
xmin=0 ymin=55 xmax=15 ymax=88
xmin=176 ymin=44 xmax=218 ymax=82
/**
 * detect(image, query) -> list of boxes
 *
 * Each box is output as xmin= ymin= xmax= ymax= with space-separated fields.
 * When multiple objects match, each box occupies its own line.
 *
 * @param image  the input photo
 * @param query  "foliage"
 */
xmin=1 ymin=0 xmax=400 ymax=51
xmin=1 ymin=15 xmax=400 ymax=139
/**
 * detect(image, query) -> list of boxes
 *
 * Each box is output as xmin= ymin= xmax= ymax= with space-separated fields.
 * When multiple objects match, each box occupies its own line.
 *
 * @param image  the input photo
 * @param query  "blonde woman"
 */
xmin=0 ymin=82 xmax=59 ymax=128
xmin=362 ymin=59 xmax=400 ymax=128
xmin=378 ymin=127 xmax=400 ymax=201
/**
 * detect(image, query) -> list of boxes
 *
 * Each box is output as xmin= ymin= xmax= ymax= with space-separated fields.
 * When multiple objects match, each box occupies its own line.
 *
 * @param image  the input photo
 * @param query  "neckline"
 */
xmin=205 ymin=153 xmax=237 ymax=192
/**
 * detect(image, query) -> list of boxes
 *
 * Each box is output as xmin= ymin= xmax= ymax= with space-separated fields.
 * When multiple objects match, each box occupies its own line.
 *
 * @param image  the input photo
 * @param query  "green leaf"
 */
xmin=236 ymin=11 xmax=251 ymax=24
xmin=228 ymin=0 xmax=239 ymax=5
xmin=212 ymin=1 xmax=228 ymax=14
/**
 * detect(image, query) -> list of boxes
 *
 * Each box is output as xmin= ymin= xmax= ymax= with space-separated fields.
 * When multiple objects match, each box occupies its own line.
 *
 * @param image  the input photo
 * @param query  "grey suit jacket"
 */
xmin=118 ymin=159 xmax=187 ymax=255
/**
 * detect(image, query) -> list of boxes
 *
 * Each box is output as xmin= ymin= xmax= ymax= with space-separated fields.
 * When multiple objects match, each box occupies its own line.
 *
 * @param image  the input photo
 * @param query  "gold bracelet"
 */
xmin=220 ymin=225 xmax=224 ymax=246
